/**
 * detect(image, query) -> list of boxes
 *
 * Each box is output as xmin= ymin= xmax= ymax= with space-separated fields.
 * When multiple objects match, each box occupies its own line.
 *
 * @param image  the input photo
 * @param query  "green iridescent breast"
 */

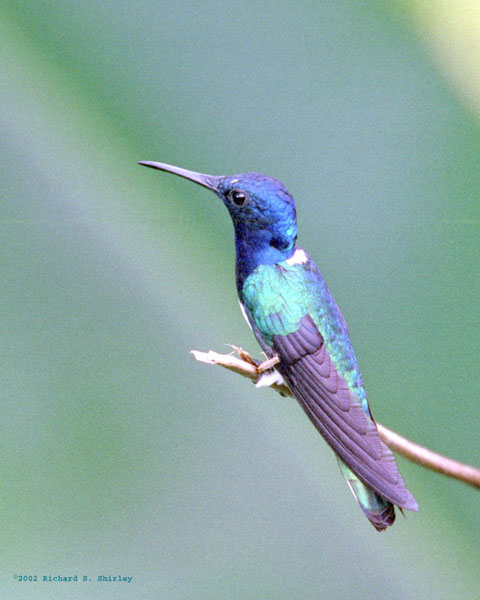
xmin=241 ymin=249 xmax=369 ymax=414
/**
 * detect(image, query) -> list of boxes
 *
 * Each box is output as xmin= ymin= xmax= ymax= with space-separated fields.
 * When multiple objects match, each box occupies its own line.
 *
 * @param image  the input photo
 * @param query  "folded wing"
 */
xmin=272 ymin=314 xmax=418 ymax=511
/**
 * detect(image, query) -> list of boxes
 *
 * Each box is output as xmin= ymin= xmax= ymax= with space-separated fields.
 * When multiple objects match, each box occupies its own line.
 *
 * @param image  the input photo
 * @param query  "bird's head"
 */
xmin=138 ymin=161 xmax=298 ymax=282
xmin=216 ymin=172 xmax=297 ymax=244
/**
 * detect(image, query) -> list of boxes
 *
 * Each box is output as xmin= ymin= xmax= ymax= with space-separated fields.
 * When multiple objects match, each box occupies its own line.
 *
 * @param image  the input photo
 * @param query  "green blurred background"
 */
xmin=2 ymin=1 xmax=479 ymax=598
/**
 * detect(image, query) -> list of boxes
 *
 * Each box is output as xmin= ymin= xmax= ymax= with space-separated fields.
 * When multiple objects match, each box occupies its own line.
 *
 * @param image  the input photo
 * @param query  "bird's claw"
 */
xmin=229 ymin=345 xmax=258 ymax=366
xmin=256 ymin=356 xmax=280 ymax=373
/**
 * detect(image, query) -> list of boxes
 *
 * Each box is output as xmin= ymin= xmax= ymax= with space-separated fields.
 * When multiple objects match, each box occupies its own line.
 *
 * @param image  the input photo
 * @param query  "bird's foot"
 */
xmin=229 ymin=345 xmax=258 ymax=366
xmin=256 ymin=356 xmax=280 ymax=372
xmin=228 ymin=346 xmax=286 ymax=391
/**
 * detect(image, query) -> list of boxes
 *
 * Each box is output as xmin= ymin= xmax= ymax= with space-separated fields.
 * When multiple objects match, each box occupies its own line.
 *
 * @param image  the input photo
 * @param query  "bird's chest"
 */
xmin=240 ymin=262 xmax=311 ymax=347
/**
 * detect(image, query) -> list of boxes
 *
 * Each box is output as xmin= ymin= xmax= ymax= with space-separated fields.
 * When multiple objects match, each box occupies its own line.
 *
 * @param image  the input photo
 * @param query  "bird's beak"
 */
xmin=138 ymin=161 xmax=221 ymax=193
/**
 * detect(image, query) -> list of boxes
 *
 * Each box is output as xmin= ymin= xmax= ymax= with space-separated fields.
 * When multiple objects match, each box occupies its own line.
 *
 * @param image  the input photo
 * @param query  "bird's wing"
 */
xmin=242 ymin=258 xmax=417 ymax=510
xmin=271 ymin=314 xmax=417 ymax=509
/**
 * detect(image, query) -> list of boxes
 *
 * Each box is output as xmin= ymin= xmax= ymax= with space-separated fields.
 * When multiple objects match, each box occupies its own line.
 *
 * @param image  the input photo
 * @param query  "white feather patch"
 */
xmin=285 ymin=248 xmax=308 ymax=265
xmin=255 ymin=369 xmax=286 ymax=388
xmin=238 ymin=300 xmax=253 ymax=331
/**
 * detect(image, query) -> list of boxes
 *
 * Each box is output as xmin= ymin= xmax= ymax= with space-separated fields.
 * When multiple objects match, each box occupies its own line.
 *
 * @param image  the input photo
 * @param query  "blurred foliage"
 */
xmin=1 ymin=1 xmax=479 ymax=599
xmin=395 ymin=0 xmax=480 ymax=120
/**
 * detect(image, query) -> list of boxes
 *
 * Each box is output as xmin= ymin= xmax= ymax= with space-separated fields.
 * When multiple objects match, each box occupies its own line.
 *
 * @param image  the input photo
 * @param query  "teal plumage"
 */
xmin=242 ymin=255 xmax=367 ymax=409
xmin=139 ymin=160 xmax=418 ymax=531
xmin=241 ymin=252 xmax=417 ymax=528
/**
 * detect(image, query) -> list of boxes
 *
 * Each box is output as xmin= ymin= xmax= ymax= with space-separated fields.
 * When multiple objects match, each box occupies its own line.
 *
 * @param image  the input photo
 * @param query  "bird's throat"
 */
xmin=234 ymin=229 xmax=295 ymax=294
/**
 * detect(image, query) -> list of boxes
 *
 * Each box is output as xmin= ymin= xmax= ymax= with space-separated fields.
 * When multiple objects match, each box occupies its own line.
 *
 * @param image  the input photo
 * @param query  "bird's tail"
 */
xmin=337 ymin=458 xmax=395 ymax=531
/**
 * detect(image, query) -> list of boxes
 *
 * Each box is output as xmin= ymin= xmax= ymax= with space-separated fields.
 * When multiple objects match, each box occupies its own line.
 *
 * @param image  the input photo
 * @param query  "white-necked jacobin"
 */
xmin=139 ymin=160 xmax=418 ymax=531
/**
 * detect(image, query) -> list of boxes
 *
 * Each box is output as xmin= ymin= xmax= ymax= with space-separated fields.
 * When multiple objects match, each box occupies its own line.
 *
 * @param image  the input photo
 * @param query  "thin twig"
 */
xmin=191 ymin=348 xmax=480 ymax=490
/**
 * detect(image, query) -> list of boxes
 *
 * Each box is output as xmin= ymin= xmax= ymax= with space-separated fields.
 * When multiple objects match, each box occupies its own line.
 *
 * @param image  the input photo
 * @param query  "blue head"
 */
xmin=139 ymin=161 xmax=298 ymax=289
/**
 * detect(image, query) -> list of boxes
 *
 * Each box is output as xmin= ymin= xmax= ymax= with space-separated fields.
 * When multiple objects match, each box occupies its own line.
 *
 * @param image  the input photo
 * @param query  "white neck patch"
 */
xmin=285 ymin=248 xmax=308 ymax=266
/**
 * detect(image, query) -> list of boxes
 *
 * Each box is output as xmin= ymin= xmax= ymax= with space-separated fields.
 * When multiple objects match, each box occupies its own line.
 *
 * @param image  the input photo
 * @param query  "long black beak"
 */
xmin=138 ymin=161 xmax=221 ymax=193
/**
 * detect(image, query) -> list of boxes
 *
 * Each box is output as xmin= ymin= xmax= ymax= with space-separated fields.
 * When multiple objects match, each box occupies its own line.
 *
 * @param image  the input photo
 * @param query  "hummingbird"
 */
xmin=139 ymin=160 xmax=418 ymax=530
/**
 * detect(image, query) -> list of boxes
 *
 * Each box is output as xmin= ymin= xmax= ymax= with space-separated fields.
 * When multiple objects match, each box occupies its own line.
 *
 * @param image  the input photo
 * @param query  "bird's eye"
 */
xmin=229 ymin=189 xmax=248 ymax=206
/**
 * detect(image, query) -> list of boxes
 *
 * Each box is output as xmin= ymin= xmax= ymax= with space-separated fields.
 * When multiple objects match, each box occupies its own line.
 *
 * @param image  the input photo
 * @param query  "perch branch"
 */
xmin=191 ymin=347 xmax=480 ymax=490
